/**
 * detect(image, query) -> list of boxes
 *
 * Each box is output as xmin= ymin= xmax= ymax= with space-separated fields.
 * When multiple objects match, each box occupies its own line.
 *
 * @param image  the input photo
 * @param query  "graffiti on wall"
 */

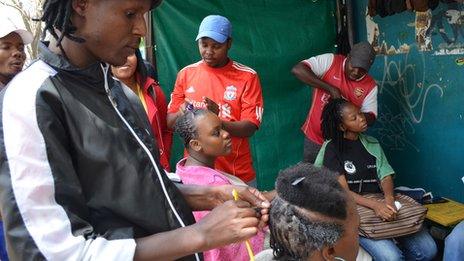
xmin=367 ymin=2 xmax=464 ymax=55
xmin=373 ymin=53 xmax=445 ymax=151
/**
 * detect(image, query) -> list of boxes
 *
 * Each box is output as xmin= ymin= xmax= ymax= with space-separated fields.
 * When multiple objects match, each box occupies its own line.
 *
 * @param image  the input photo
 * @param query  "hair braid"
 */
xmin=269 ymin=163 xmax=348 ymax=260
xmin=174 ymin=108 xmax=209 ymax=147
xmin=321 ymin=98 xmax=349 ymax=153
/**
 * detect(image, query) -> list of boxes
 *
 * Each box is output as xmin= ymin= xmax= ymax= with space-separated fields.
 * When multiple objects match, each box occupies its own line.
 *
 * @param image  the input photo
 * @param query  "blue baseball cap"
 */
xmin=195 ymin=15 xmax=232 ymax=44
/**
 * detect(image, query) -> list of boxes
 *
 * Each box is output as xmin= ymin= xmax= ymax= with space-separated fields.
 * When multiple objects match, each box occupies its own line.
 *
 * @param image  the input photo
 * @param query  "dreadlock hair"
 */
xmin=321 ymin=98 xmax=350 ymax=153
xmin=269 ymin=163 xmax=349 ymax=260
xmin=40 ymin=0 xmax=163 ymax=56
xmin=40 ymin=0 xmax=84 ymax=52
xmin=174 ymin=108 xmax=209 ymax=148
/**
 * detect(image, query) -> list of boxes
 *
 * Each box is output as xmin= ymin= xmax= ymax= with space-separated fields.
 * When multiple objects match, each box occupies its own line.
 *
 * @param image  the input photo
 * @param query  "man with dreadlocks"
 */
xmin=291 ymin=42 xmax=378 ymax=163
xmin=255 ymin=163 xmax=360 ymax=261
xmin=0 ymin=1 xmax=270 ymax=260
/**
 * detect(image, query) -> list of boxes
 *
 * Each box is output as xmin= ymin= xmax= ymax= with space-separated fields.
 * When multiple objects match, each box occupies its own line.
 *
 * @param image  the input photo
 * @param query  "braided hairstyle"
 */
xmin=321 ymin=98 xmax=350 ymax=153
xmin=174 ymin=108 xmax=209 ymax=148
xmin=269 ymin=163 xmax=348 ymax=260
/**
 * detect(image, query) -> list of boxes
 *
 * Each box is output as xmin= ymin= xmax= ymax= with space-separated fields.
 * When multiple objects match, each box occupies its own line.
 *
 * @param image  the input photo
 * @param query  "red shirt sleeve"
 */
xmin=240 ymin=74 xmax=264 ymax=127
xmin=167 ymin=70 xmax=186 ymax=114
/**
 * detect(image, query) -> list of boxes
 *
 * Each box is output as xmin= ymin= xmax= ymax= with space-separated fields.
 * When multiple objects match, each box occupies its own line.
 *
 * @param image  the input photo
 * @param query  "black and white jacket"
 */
xmin=0 ymin=43 xmax=198 ymax=260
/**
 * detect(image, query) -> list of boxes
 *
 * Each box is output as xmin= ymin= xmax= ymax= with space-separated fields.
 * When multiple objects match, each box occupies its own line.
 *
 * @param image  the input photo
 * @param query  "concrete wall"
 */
xmin=353 ymin=0 xmax=464 ymax=202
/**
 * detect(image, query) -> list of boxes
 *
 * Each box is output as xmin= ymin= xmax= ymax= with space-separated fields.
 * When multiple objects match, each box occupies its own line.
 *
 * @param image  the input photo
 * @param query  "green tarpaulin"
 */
xmin=153 ymin=0 xmax=336 ymax=189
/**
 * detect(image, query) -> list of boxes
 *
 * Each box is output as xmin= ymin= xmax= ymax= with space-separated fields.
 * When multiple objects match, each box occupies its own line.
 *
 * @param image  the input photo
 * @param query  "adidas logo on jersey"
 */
xmin=186 ymin=86 xmax=196 ymax=93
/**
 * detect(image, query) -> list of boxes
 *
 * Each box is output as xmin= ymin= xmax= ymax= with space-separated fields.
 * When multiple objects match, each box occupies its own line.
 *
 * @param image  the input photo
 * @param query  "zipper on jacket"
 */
xmin=100 ymin=64 xmax=200 ymax=261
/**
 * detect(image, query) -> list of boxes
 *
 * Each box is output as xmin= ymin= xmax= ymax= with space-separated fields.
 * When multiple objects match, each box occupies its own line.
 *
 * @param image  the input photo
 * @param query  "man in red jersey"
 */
xmin=168 ymin=15 xmax=264 ymax=186
xmin=292 ymin=42 xmax=378 ymax=163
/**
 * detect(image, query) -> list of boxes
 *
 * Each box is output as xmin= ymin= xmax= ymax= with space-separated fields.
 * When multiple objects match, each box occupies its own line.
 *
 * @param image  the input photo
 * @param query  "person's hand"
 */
xmin=384 ymin=195 xmax=398 ymax=220
xmin=203 ymin=97 xmax=219 ymax=115
xmin=192 ymin=200 xmax=261 ymax=251
xmin=329 ymin=87 xmax=341 ymax=99
xmin=178 ymin=100 xmax=190 ymax=115
xmin=212 ymin=185 xmax=270 ymax=228
xmin=373 ymin=201 xmax=397 ymax=221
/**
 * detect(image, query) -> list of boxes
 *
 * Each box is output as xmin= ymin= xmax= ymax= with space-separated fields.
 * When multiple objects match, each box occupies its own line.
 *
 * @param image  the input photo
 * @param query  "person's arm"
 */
xmin=203 ymin=97 xmax=258 ymax=137
xmin=380 ymin=175 xmax=397 ymax=218
xmin=203 ymin=69 xmax=263 ymax=138
xmin=361 ymin=86 xmax=378 ymax=125
xmin=222 ymin=120 xmax=257 ymax=137
xmin=166 ymin=72 xmax=187 ymax=129
xmin=291 ymin=55 xmax=341 ymax=98
xmin=167 ymin=107 xmax=186 ymax=129
xmin=134 ymin=199 xmax=261 ymax=260
xmin=337 ymin=175 xmax=396 ymax=221
xmin=176 ymin=183 xmax=270 ymax=212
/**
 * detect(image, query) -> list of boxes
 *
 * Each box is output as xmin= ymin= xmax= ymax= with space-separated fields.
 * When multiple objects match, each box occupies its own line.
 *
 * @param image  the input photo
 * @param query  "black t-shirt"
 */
xmin=323 ymin=138 xmax=381 ymax=194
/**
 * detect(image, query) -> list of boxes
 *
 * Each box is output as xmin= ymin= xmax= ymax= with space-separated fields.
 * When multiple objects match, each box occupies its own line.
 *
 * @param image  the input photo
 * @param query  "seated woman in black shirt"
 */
xmin=314 ymin=98 xmax=437 ymax=261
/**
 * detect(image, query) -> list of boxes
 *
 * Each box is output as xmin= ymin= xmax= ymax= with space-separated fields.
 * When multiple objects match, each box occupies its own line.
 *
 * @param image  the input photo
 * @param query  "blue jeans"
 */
xmin=444 ymin=221 xmax=464 ymax=261
xmin=0 ymin=221 xmax=8 ymax=261
xmin=360 ymin=228 xmax=437 ymax=261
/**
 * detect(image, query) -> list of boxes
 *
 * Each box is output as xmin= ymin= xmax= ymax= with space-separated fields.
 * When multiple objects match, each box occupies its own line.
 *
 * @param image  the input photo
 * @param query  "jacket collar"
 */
xmin=136 ymin=73 xmax=156 ymax=93
xmin=38 ymin=41 xmax=106 ymax=90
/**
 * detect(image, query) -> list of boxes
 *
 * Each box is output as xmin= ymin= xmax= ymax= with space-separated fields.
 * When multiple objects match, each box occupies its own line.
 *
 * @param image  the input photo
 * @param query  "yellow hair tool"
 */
xmin=232 ymin=189 xmax=255 ymax=261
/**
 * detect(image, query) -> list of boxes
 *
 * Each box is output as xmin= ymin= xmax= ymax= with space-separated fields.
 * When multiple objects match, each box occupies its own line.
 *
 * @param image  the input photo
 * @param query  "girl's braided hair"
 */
xmin=174 ymin=107 xmax=209 ymax=148
xmin=321 ymin=98 xmax=350 ymax=153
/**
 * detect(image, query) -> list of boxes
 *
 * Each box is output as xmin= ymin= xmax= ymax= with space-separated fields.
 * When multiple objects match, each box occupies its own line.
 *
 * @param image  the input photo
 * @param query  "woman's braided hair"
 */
xmin=321 ymin=98 xmax=350 ymax=153
xmin=269 ymin=163 xmax=348 ymax=260
xmin=174 ymin=108 xmax=209 ymax=148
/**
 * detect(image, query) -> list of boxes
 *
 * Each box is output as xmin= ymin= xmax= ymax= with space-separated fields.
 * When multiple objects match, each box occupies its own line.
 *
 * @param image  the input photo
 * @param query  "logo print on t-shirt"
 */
xmin=344 ymin=161 xmax=356 ymax=175
xmin=186 ymin=86 xmax=196 ymax=93
xmin=354 ymin=87 xmax=364 ymax=98
xmin=321 ymin=93 xmax=330 ymax=104
xmin=224 ymin=86 xmax=237 ymax=101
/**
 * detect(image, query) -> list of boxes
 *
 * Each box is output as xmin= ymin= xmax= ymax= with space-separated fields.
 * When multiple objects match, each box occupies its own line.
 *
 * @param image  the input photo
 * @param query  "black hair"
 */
xmin=275 ymin=163 xmax=347 ymax=219
xmin=321 ymin=98 xmax=350 ymax=153
xmin=134 ymin=49 xmax=149 ymax=87
xmin=174 ymin=108 xmax=209 ymax=147
xmin=269 ymin=163 xmax=348 ymax=260
xmin=40 ymin=0 xmax=84 ymax=52
xmin=40 ymin=0 xmax=163 ymax=55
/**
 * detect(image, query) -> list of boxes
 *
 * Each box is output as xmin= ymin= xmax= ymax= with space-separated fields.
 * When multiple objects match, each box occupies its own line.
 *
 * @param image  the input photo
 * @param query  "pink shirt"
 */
xmin=176 ymin=158 xmax=265 ymax=261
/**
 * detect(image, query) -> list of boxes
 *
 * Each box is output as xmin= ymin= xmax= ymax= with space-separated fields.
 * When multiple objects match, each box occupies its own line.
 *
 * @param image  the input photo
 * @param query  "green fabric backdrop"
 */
xmin=153 ymin=0 xmax=337 ymax=190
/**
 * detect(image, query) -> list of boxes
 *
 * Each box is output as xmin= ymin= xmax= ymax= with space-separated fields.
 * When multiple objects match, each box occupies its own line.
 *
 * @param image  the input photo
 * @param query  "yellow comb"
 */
xmin=232 ymin=189 xmax=255 ymax=261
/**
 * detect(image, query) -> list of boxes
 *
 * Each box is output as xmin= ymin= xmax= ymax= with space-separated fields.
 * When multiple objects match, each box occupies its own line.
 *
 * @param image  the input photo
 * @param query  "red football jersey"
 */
xmin=168 ymin=60 xmax=264 ymax=182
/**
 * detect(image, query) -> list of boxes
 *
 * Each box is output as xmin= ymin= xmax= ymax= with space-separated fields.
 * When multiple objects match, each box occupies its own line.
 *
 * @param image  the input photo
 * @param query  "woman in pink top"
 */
xmin=174 ymin=107 xmax=265 ymax=261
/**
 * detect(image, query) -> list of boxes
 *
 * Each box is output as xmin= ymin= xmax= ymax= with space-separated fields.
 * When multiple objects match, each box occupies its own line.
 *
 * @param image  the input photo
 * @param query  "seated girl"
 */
xmin=111 ymin=49 xmax=172 ymax=170
xmin=314 ymin=98 xmax=437 ymax=261
xmin=174 ymin=107 xmax=266 ymax=261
